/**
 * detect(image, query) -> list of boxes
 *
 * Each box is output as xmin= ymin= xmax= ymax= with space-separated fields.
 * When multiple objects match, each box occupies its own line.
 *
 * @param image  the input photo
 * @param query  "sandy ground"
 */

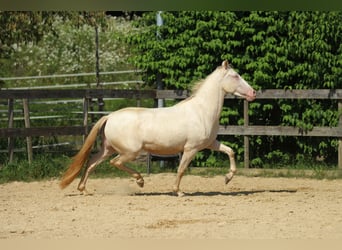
xmin=1 ymin=173 xmax=342 ymax=239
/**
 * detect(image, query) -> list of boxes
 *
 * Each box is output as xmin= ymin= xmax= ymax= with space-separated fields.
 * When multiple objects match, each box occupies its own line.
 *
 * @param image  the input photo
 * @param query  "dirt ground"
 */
xmin=1 ymin=173 xmax=342 ymax=239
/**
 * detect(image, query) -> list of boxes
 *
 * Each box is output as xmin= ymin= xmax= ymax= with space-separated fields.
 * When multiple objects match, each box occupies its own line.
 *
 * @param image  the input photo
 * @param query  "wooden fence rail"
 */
xmin=1 ymin=89 xmax=342 ymax=168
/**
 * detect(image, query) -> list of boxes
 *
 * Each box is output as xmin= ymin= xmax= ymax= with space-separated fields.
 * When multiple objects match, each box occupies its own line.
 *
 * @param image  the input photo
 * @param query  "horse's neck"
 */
xmin=191 ymin=75 xmax=225 ymax=122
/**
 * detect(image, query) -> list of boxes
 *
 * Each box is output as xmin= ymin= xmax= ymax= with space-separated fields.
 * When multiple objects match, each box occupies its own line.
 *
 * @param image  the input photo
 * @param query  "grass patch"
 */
xmin=1 ymin=155 xmax=342 ymax=184
xmin=0 ymin=155 xmax=69 ymax=184
xmin=0 ymin=155 xmax=178 ymax=184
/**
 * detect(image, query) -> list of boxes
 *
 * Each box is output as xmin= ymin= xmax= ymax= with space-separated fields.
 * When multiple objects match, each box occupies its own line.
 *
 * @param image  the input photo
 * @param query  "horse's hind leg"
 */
xmin=110 ymin=154 xmax=144 ymax=187
xmin=77 ymin=143 xmax=114 ymax=194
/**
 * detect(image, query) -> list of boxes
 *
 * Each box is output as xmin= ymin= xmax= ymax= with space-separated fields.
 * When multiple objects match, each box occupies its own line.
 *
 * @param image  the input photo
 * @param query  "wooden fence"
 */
xmin=1 ymin=89 xmax=342 ymax=168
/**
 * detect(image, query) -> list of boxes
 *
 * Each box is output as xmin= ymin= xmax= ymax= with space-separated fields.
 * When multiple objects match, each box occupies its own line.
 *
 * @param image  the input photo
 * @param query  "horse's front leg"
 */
xmin=173 ymin=150 xmax=197 ymax=197
xmin=207 ymin=140 xmax=237 ymax=184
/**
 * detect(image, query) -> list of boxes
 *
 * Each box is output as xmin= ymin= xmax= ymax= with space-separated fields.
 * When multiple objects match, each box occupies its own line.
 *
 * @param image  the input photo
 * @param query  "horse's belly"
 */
xmin=142 ymin=138 xmax=185 ymax=155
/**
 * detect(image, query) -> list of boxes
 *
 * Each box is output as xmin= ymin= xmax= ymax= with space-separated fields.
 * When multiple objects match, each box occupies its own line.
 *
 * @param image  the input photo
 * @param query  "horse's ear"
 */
xmin=222 ymin=60 xmax=229 ymax=69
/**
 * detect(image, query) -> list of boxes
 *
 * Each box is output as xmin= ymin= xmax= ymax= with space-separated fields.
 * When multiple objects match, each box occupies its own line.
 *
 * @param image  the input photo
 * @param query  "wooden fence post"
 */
xmin=23 ymin=99 xmax=33 ymax=164
xmin=338 ymin=100 xmax=342 ymax=169
xmin=244 ymin=100 xmax=250 ymax=168
xmin=83 ymin=97 xmax=89 ymax=141
xmin=7 ymin=98 xmax=14 ymax=163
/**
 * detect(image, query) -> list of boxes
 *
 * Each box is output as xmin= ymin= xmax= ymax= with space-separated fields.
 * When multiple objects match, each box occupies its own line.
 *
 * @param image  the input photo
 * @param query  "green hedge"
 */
xmin=127 ymin=11 xmax=342 ymax=167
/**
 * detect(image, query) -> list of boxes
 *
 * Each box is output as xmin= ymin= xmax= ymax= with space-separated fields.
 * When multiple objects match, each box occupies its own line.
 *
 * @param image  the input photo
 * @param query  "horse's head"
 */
xmin=220 ymin=60 xmax=256 ymax=101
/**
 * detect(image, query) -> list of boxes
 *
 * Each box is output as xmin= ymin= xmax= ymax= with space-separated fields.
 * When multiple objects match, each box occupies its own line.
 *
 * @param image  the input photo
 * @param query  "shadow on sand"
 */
xmin=134 ymin=189 xmax=297 ymax=197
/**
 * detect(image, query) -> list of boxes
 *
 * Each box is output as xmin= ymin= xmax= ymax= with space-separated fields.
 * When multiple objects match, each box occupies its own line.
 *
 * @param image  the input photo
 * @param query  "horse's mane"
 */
xmin=173 ymin=82 xmax=201 ymax=105
xmin=190 ymin=64 xmax=227 ymax=95
xmin=176 ymin=63 xmax=228 ymax=105
xmin=191 ymin=79 xmax=205 ymax=95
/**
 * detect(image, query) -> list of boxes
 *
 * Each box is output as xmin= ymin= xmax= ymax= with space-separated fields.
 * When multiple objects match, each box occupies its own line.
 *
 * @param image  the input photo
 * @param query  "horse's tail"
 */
xmin=59 ymin=115 xmax=109 ymax=189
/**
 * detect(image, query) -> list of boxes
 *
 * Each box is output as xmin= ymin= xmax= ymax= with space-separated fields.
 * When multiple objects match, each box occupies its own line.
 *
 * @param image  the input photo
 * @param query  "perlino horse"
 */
xmin=59 ymin=60 xmax=256 ymax=196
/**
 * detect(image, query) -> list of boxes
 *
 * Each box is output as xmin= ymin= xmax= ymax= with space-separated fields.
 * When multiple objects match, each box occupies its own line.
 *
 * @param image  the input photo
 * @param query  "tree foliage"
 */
xmin=0 ymin=12 xmax=134 ymax=87
xmin=128 ymin=11 xmax=342 ymax=167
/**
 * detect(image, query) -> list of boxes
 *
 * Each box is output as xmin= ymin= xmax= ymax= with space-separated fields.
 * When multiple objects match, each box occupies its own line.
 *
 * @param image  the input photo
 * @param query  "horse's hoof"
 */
xmin=225 ymin=173 xmax=234 ymax=185
xmin=177 ymin=191 xmax=185 ymax=197
xmin=80 ymin=188 xmax=93 ymax=196
xmin=225 ymin=176 xmax=230 ymax=185
xmin=136 ymin=178 xmax=144 ymax=188
xmin=172 ymin=191 xmax=185 ymax=197
xmin=81 ymin=188 xmax=94 ymax=196
xmin=84 ymin=191 xmax=93 ymax=196
xmin=77 ymin=185 xmax=85 ymax=192
xmin=172 ymin=186 xmax=185 ymax=197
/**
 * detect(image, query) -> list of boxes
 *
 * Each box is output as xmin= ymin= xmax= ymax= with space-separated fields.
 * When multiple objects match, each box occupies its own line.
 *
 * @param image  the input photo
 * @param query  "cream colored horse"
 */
xmin=59 ymin=60 xmax=256 ymax=196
